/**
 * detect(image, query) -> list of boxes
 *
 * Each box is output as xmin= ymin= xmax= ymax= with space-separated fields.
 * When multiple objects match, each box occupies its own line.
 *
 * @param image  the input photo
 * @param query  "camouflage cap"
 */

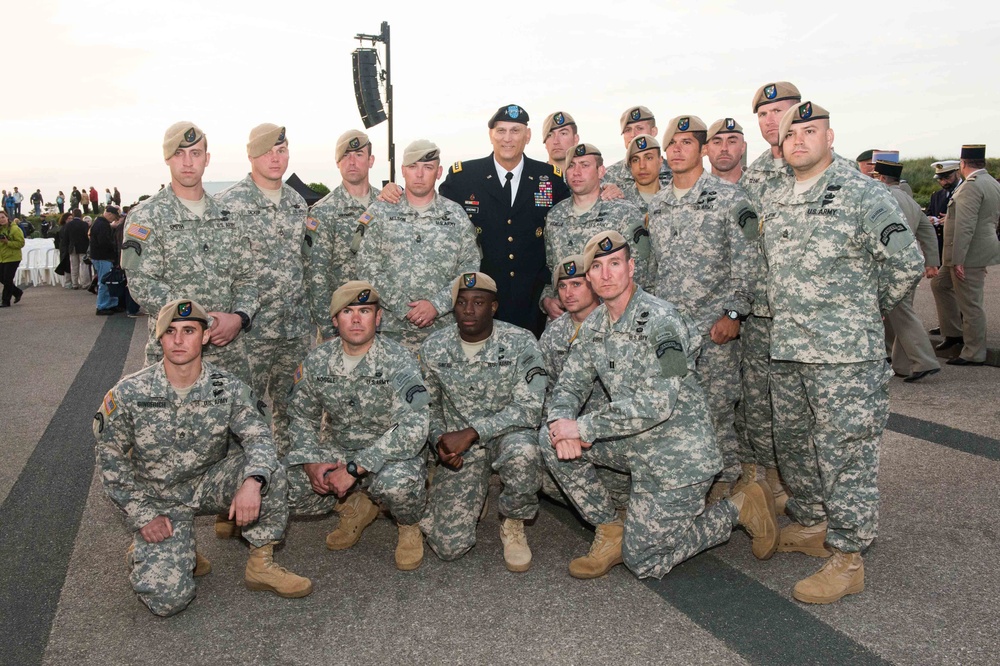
xmin=873 ymin=160 xmax=903 ymax=179
xmin=330 ymin=280 xmax=380 ymax=318
xmin=543 ymin=111 xmax=577 ymax=138
xmin=155 ymin=298 xmax=210 ymax=339
xmin=751 ymin=81 xmax=801 ymax=113
xmin=451 ymin=271 xmax=498 ymax=306
xmin=336 ymin=130 xmax=370 ymax=161
xmin=401 ymin=139 xmax=441 ymax=167
xmin=626 ymin=134 xmax=661 ymax=162
xmin=489 ymin=104 xmax=529 ymax=129
xmin=662 ymin=115 xmax=708 ymax=146
xmin=961 ymin=144 xmax=986 ymax=160
xmin=620 ymin=105 xmax=655 ymax=133
xmin=163 ymin=121 xmax=205 ymax=160
xmin=247 ymin=123 xmax=286 ymax=158
xmin=583 ymin=230 xmax=629 ymax=268
xmin=564 ymin=142 xmax=602 ymax=172
xmin=932 ymin=159 xmax=960 ymax=176
xmin=552 ymin=254 xmax=587 ymax=290
xmin=707 ymin=118 xmax=744 ymax=141
xmin=778 ymin=101 xmax=830 ymax=144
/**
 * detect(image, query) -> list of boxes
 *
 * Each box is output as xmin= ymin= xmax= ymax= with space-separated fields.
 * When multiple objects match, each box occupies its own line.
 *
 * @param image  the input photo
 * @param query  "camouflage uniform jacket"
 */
xmin=93 ymin=361 xmax=277 ymax=532
xmin=419 ymin=321 xmax=546 ymax=446
xmin=603 ymin=158 xmax=672 ymax=191
xmin=542 ymin=197 xmax=651 ymax=301
xmin=762 ymin=158 xmax=924 ymax=363
xmin=648 ymin=170 xmax=758 ymax=334
xmin=121 ymin=185 xmax=259 ymax=320
xmin=306 ymin=184 xmax=378 ymax=339
xmin=355 ymin=194 xmax=480 ymax=337
xmin=285 ymin=335 xmax=429 ymax=473
xmin=216 ymin=175 xmax=310 ymax=339
xmin=546 ymin=286 xmax=721 ymax=492
xmin=538 ymin=311 xmax=608 ymax=414
xmin=740 ymin=150 xmax=790 ymax=318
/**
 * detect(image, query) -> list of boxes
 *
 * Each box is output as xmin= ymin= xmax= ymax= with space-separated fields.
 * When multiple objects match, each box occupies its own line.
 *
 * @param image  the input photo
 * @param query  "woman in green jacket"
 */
xmin=0 ymin=211 xmax=26 ymax=306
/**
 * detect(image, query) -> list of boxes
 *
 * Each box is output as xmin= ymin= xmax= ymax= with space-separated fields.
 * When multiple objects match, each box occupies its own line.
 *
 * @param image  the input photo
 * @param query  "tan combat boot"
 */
xmin=325 ymin=492 xmax=380 ymax=550
xmin=764 ymin=467 xmax=790 ymax=515
xmin=499 ymin=518 xmax=531 ymax=572
xmin=244 ymin=543 xmax=313 ymax=598
xmin=126 ymin=543 xmax=212 ymax=577
xmin=792 ymin=549 xmax=864 ymax=604
xmin=568 ymin=521 xmax=624 ymax=579
xmin=395 ymin=524 xmax=424 ymax=571
xmin=730 ymin=463 xmax=760 ymax=495
xmin=777 ymin=521 xmax=833 ymax=558
xmin=731 ymin=480 xmax=778 ymax=559
xmin=214 ymin=514 xmax=240 ymax=539
xmin=706 ymin=480 xmax=732 ymax=504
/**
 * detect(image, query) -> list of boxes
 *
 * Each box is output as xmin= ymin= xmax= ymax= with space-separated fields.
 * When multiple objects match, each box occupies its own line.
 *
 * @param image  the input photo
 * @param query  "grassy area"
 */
xmin=901 ymin=157 xmax=1000 ymax=208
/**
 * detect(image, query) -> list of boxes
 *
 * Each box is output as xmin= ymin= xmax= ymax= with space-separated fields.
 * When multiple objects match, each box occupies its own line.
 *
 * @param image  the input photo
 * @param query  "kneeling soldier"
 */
xmin=285 ymin=281 xmax=431 ymax=570
xmin=94 ymin=299 xmax=311 ymax=617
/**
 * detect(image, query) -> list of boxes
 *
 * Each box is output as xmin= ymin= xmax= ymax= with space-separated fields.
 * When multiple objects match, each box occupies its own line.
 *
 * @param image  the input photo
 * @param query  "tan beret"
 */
xmin=564 ymin=142 xmax=602 ymax=172
xmin=402 ymin=140 xmax=441 ymax=167
xmin=336 ymin=130 xmax=370 ymax=161
xmin=543 ymin=111 xmax=577 ymax=138
xmin=451 ymin=272 xmax=498 ymax=306
xmin=620 ymin=106 xmax=655 ymax=133
xmin=707 ymin=118 xmax=744 ymax=141
xmin=163 ymin=121 xmax=205 ymax=160
xmin=626 ymin=134 xmax=661 ymax=162
xmin=330 ymin=280 xmax=380 ymax=318
xmin=583 ymin=230 xmax=629 ymax=268
xmin=932 ymin=160 xmax=960 ymax=175
xmin=155 ymin=298 xmax=210 ymax=340
xmin=662 ymin=115 xmax=708 ymax=147
xmin=751 ymin=81 xmax=801 ymax=113
xmin=247 ymin=123 xmax=286 ymax=158
xmin=778 ymin=101 xmax=830 ymax=145
xmin=552 ymin=254 xmax=587 ymax=290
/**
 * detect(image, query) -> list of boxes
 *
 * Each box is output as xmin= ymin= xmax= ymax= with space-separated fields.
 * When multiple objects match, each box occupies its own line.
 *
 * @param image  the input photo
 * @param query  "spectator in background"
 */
xmin=56 ymin=191 xmax=65 ymax=214
xmin=114 ymin=205 xmax=142 ymax=317
xmin=63 ymin=208 xmax=90 ymax=289
xmin=89 ymin=186 xmax=100 ymax=214
xmin=17 ymin=217 xmax=34 ymax=238
xmin=71 ymin=186 xmax=82 ymax=213
xmin=12 ymin=187 xmax=23 ymax=216
xmin=30 ymin=189 xmax=43 ymax=216
xmin=53 ymin=212 xmax=73 ymax=285
xmin=105 ymin=188 xmax=113 ymax=207
xmin=112 ymin=187 xmax=121 ymax=206
xmin=2 ymin=190 xmax=13 ymax=218
xmin=90 ymin=205 xmax=121 ymax=315
xmin=0 ymin=211 xmax=25 ymax=307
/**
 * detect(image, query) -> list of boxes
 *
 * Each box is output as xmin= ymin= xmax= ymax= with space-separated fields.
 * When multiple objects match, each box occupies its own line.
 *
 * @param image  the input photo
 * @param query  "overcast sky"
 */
xmin=4 ymin=1 xmax=998 ymax=203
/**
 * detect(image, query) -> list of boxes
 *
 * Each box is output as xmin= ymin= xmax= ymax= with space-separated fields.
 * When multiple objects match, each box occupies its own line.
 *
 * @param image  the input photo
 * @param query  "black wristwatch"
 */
xmin=346 ymin=461 xmax=363 ymax=479
xmin=235 ymin=310 xmax=252 ymax=332
xmin=249 ymin=474 xmax=267 ymax=492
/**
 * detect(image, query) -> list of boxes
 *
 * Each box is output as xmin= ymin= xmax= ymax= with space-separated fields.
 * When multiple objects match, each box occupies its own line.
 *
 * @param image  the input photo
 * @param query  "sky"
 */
xmin=4 ymin=0 xmax=999 ymax=204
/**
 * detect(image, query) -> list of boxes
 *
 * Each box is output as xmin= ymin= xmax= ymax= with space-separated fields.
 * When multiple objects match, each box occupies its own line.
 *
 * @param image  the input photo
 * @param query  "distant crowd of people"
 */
xmin=2 ymin=185 xmax=123 ymax=221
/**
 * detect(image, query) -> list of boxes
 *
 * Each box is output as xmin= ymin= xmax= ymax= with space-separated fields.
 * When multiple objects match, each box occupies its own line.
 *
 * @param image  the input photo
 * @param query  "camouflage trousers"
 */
xmin=144 ymin=320 xmax=252 ymax=386
xmin=695 ymin=336 xmax=742 ymax=483
xmin=624 ymin=479 xmax=737 ymax=579
xmin=287 ymin=453 xmax=427 ymax=526
xmin=421 ymin=430 xmax=542 ymax=561
xmin=734 ymin=314 xmax=777 ymax=468
xmin=127 ymin=451 xmax=289 ymax=617
xmin=538 ymin=431 xmax=631 ymax=525
xmin=770 ymin=359 xmax=889 ymax=553
xmin=244 ymin=334 xmax=310 ymax=457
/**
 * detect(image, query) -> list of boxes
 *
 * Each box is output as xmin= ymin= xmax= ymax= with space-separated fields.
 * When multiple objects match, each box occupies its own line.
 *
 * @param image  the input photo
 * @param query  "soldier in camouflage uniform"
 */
xmin=538 ymin=254 xmax=629 ymax=510
xmin=541 ymin=110 xmax=580 ymax=169
xmin=764 ymin=102 xmax=923 ymax=604
xmin=705 ymin=118 xmax=747 ymax=185
xmin=355 ymin=140 xmax=480 ymax=353
xmin=419 ymin=272 xmax=546 ymax=572
xmin=603 ymin=105 xmax=672 ymax=191
xmin=217 ymin=124 xmax=311 ymax=457
xmin=544 ymin=231 xmax=778 ymax=580
xmin=285 ymin=281 xmax=430 ymax=571
xmin=619 ymin=134 xmax=664 ymax=214
xmin=306 ymin=130 xmax=381 ymax=340
xmin=94 ymin=299 xmax=311 ymax=617
xmin=735 ymin=82 xmax=804 ymax=513
xmin=647 ymin=115 xmax=758 ymax=500
xmin=121 ymin=122 xmax=257 ymax=384
xmin=541 ymin=143 xmax=648 ymax=320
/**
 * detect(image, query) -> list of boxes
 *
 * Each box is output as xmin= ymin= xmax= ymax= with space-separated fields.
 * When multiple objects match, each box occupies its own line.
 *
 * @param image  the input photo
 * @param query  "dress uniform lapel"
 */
xmin=511 ymin=171 xmax=533 ymax=215
xmin=485 ymin=156 xmax=509 ymax=208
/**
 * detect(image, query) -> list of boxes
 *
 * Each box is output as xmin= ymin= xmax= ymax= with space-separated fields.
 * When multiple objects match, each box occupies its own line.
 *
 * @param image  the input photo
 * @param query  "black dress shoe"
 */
xmin=113 ymin=304 xmax=126 ymax=312
xmin=935 ymin=336 xmax=964 ymax=351
xmin=0 ymin=303 xmax=9 ymax=308
xmin=928 ymin=327 xmax=941 ymax=336
xmin=946 ymin=357 xmax=984 ymax=366
xmin=96 ymin=308 xmax=116 ymax=316
xmin=13 ymin=293 xmax=21 ymax=304
xmin=904 ymin=368 xmax=941 ymax=382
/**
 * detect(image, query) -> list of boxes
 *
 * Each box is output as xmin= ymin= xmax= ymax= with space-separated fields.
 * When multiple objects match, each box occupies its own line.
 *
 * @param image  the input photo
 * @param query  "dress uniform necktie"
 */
xmin=503 ymin=171 xmax=513 ymax=207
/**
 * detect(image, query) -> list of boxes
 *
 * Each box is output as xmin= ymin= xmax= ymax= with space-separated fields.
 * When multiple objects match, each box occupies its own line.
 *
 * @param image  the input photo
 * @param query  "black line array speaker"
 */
xmin=352 ymin=48 xmax=387 ymax=129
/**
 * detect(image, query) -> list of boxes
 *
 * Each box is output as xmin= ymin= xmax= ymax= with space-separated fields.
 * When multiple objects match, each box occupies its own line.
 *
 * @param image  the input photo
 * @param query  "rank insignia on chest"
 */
xmin=305 ymin=217 xmax=319 ymax=231
xmin=126 ymin=224 xmax=151 ymax=240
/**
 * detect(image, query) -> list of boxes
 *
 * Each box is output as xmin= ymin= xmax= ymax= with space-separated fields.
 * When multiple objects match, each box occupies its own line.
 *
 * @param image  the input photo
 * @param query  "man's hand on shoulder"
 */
xmin=542 ymin=297 xmax=566 ymax=320
xmin=207 ymin=312 xmax=243 ymax=346
xmin=378 ymin=183 xmax=403 ymax=204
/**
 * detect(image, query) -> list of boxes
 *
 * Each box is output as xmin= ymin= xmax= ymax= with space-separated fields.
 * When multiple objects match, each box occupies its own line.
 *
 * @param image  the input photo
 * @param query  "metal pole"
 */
xmin=383 ymin=21 xmax=394 ymax=183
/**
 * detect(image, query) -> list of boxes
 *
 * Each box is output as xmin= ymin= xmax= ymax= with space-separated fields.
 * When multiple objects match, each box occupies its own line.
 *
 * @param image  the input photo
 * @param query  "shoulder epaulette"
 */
xmin=452 ymin=161 xmax=463 ymax=174
xmin=552 ymin=165 xmax=562 ymax=177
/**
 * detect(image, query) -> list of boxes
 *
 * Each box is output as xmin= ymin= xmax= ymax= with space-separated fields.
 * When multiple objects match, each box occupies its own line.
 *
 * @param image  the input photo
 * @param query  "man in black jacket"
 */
xmin=439 ymin=105 xmax=570 ymax=336
xmin=90 ymin=205 xmax=121 ymax=314
xmin=62 ymin=209 xmax=91 ymax=289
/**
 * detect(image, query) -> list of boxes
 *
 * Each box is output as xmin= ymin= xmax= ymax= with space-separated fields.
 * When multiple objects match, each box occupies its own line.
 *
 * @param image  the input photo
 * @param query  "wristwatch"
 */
xmin=346 ymin=461 xmax=363 ymax=479
xmin=249 ymin=474 xmax=267 ymax=492
xmin=725 ymin=310 xmax=746 ymax=322
xmin=235 ymin=310 xmax=252 ymax=332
